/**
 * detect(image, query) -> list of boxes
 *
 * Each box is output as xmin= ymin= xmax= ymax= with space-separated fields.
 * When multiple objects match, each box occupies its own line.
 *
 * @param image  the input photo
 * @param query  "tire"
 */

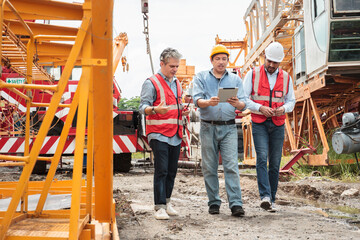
xmin=237 ymin=124 xmax=244 ymax=158
xmin=32 ymin=161 xmax=47 ymax=175
xmin=113 ymin=153 xmax=132 ymax=173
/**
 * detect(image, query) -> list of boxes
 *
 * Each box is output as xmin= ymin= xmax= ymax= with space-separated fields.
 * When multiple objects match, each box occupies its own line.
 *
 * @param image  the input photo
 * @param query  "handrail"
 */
xmin=0 ymin=155 xmax=29 ymax=163
xmin=32 ymin=102 xmax=71 ymax=108
xmin=0 ymin=79 xmax=58 ymax=91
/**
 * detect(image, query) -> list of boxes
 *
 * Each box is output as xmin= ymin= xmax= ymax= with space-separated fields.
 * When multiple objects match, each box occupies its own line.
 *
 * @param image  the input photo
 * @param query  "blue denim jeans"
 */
xmin=252 ymin=120 xmax=285 ymax=203
xmin=150 ymin=139 xmax=181 ymax=209
xmin=200 ymin=122 xmax=243 ymax=208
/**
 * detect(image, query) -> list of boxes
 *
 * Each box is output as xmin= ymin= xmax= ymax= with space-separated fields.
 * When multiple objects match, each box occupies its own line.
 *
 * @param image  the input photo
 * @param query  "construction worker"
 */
xmin=192 ymin=44 xmax=246 ymax=217
xmin=243 ymin=42 xmax=295 ymax=212
xmin=139 ymin=48 xmax=190 ymax=220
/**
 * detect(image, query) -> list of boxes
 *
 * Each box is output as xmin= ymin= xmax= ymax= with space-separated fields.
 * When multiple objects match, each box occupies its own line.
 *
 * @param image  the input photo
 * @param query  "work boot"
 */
xmin=154 ymin=208 xmax=169 ymax=220
xmin=208 ymin=205 xmax=220 ymax=214
xmin=260 ymin=197 xmax=271 ymax=210
xmin=231 ymin=205 xmax=245 ymax=217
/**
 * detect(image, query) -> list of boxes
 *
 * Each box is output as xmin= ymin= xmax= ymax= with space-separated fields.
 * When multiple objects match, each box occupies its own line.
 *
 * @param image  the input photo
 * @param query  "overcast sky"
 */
xmin=113 ymin=0 xmax=252 ymax=98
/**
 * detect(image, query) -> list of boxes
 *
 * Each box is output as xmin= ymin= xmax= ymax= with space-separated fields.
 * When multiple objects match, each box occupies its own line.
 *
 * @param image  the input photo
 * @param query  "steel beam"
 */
xmin=92 ymin=0 xmax=114 ymax=223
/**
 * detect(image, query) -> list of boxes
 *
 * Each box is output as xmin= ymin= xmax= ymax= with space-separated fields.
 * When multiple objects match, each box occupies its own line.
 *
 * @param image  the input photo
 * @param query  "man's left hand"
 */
xmin=274 ymin=107 xmax=285 ymax=116
xmin=227 ymin=97 xmax=244 ymax=110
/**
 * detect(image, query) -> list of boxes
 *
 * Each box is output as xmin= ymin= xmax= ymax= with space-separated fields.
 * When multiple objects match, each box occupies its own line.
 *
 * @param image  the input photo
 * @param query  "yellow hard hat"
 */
xmin=210 ymin=44 xmax=229 ymax=59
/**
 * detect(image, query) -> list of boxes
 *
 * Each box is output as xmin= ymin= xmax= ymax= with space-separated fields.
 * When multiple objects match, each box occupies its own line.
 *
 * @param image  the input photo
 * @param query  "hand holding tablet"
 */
xmin=217 ymin=87 xmax=238 ymax=102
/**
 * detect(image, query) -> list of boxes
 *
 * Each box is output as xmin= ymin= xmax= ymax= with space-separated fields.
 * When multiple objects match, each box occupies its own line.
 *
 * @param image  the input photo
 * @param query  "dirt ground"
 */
xmin=113 ymin=166 xmax=360 ymax=240
xmin=1 ymin=163 xmax=360 ymax=239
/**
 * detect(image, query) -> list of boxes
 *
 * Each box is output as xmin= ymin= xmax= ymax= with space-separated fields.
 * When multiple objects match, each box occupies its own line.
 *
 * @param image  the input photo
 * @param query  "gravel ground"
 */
xmin=113 ymin=167 xmax=360 ymax=240
xmin=1 ymin=163 xmax=360 ymax=239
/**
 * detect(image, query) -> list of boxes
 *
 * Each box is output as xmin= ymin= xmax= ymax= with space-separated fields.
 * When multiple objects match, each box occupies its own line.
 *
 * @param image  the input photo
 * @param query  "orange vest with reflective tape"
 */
xmin=146 ymin=74 xmax=183 ymax=138
xmin=250 ymin=65 xmax=290 ymax=126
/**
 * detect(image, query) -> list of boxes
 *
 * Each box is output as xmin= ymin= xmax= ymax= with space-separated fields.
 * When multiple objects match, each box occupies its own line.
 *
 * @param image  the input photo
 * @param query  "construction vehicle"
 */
xmin=0 ymin=29 xmax=150 ymax=173
xmin=217 ymin=0 xmax=360 ymax=166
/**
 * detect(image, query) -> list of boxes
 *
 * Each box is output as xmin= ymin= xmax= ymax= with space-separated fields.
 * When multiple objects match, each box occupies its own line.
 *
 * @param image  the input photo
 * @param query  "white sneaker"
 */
xmin=260 ymin=197 xmax=271 ymax=210
xmin=268 ymin=203 xmax=278 ymax=212
xmin=166 ymin=203 xmax=178 ymax=216
xmin=154 ymin=208 xmax=169 ymax=220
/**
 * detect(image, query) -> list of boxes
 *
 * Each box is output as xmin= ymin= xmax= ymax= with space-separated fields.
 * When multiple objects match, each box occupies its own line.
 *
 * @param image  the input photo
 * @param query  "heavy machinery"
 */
xmin=0 ymin=30 xmax=149 ymax=173
xmin=332 ymin=111 xmax=360 ymax=172
xmin=218 ymin=0 xmax=360 ymax=166
xmin=0 ymin=0 xmax=119 ymax=238
xmin=332 ymin=112 xmax=360 ymax=154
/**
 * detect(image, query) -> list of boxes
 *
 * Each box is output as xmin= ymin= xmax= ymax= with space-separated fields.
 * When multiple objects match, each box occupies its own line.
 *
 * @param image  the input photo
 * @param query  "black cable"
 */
xmin=354 ymin=152 xmax=360 ymax=174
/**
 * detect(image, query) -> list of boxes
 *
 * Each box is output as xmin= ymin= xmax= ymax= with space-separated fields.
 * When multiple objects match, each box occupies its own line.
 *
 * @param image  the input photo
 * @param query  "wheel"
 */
xmin=113 ymin=153 xmax=132 ymax=173
xmin=32 ymin=160 xmax=47 ymax=174
xmin=237 ymin=124 xmax=244 ymax=159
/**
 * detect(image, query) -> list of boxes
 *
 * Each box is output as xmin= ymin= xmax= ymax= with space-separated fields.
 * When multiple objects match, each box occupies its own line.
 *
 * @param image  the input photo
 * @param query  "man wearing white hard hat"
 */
xmin=243 ymin=42 xmax=295 ymax=212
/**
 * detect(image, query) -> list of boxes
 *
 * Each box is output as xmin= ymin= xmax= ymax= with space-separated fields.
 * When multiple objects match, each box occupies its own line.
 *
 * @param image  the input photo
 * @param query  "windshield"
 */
xmin=329 ymin=20 xmax=360 ymax=62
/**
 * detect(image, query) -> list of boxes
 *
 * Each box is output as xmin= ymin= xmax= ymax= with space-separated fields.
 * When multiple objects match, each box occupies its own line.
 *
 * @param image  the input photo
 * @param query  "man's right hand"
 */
xmin=259 ymin=106 xmax=275 ymax=118
xmin=155 ymin=101 xmax=171 ymax=114
xmin=207 ymin=97 xmax=220 ymax=106
xmin=197 ymin=97 xmax=220 ymax=108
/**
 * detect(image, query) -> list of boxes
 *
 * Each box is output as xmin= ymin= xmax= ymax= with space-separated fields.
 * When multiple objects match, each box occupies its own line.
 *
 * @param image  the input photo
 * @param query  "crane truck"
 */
xmin=0 ymin=32 xmax=150 ymax=173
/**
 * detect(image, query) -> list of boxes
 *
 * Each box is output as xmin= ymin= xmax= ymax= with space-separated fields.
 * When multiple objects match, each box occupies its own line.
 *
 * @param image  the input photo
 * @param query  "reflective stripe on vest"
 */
xmin=250 ymin=65 xmax=289 ymax=126
xmin=146 ymin=74 xmax=183 ymax=138
xmin=148 ymin=74 xmax=183 ymax=110
xmin=251 ymin=67 xmax=288 ymax=103
xmin=146 ymin=119 xmax=184 ymax=125
xmin=149 ymin=74 xmax=166 ymax=103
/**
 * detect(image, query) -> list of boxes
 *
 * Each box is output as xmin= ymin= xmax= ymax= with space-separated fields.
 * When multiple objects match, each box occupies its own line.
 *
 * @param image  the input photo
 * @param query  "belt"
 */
xmin=201 ymin=119 xmax=235 ymax=125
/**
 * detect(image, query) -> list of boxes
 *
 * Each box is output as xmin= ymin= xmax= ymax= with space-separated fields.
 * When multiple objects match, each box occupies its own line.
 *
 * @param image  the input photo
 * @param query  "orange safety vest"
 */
xmin=146 ymin=73 xmax=183 ymax=138
xmin=250 ymin=65 xmax=290 ymax=126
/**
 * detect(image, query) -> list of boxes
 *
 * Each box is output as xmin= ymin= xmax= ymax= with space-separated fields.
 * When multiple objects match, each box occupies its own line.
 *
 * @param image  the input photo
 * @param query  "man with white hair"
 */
xmin=243 ymin=42 xmax=295 ymax=212
xmin=140 ymin=48 xmax=190 ymax=220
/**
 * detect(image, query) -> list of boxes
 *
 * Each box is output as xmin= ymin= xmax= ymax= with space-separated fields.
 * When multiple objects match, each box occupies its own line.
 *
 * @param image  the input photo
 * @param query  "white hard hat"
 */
xmin=265 ymin=42 xmax=284 ymax=63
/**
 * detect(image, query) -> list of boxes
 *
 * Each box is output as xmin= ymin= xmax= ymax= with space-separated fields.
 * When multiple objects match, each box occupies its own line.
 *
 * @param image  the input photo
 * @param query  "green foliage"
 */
xmin=118 ymin=96 xmax=141 ymax=110
xmin=132 ymin=152 xmax=150 ymax=159
xmin=287 ymin=128 xmax=360 ymax=181
xmin=291 ymin=161 xmax=360 ymax=182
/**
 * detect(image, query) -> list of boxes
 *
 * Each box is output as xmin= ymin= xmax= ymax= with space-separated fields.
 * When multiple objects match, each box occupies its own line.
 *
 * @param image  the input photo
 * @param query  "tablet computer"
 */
xmin=217 ymin=87 xmax=238 ymax=102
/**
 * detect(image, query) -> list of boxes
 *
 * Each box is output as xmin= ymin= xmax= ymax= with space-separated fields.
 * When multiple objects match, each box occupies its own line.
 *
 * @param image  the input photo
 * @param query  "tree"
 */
xmin=118 ymin=96 xmax=141 ymax=110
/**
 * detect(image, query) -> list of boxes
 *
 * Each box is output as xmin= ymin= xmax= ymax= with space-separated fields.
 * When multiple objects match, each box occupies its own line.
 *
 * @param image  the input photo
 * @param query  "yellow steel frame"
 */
xmin=92 ymin=0 xmax=114 ymax=223
xmin=215 ymin=35 xmax=247 ymax=70
xmin=0 ymin=0 xmax=116 ymax=239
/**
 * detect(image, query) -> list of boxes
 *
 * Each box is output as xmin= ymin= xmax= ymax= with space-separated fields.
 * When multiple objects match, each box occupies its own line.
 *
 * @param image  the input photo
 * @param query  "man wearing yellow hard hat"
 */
xmin=192 ymin=44 xmax=246 ymax=217
xmin=243 ymin=42 xmax=295 ymax=212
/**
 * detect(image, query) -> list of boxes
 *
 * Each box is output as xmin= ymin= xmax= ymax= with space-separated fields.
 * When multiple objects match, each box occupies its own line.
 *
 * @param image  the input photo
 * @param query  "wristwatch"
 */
xmin=151 ymin=106 xmax=156 ymax=114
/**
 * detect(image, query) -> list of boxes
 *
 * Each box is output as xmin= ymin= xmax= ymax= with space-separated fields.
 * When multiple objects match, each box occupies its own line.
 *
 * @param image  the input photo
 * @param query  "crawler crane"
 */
xmin=218 ymin=0 xmax=360 ymax=166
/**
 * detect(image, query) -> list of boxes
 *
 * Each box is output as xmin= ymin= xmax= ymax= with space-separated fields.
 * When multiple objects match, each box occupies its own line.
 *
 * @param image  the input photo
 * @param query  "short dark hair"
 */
xmin=160 ymin=48 xmax=182 ymax=64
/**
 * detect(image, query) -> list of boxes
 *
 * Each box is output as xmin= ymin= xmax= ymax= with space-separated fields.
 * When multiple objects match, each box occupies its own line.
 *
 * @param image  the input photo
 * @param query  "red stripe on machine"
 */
xmin=113 ymin=135 xmax=130 ymax=153
xmin=9 ymin=138 xmax=25 ymax=153
xmin=40 ymin=136 xmax=59 ymax=154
